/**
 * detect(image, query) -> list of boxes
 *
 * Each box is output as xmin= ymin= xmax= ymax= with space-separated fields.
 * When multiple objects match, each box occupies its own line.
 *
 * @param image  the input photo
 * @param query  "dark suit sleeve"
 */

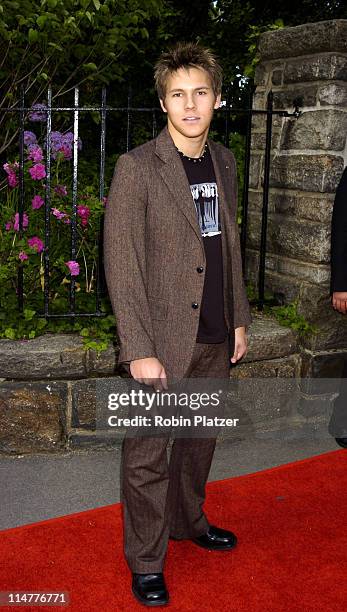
xmin=229 ymin=150 xmax=252 ymax=330
xmin=103 ymin=153 xmax=157 ymax=365
xmin=330 ymin=166 xmax=347 ymax=294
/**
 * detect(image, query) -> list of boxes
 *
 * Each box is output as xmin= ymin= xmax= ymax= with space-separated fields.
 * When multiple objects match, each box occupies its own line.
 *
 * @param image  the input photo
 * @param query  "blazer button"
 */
xmin=196 ymin=266 xmax=204 ymax=273
xmin=191 ymin=302 xmax=199 ymax=309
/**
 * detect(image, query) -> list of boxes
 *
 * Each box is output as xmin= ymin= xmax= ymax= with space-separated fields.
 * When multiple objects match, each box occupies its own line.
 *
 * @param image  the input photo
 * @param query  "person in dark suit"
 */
xmin=103 ymin=42 xmax=252 ymax=606
xmin=330 ymin=166 xmax=347 ymax=448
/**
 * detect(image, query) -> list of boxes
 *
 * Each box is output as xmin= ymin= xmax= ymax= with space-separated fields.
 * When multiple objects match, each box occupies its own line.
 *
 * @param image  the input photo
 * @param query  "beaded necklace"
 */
xmin=176 ymin=142 xmax=208 ymax=163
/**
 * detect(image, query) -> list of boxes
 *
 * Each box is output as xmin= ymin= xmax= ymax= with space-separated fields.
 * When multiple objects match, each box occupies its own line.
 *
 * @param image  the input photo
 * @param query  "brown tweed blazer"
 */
xmin=103 ymin=125 xmax=252 ymax=381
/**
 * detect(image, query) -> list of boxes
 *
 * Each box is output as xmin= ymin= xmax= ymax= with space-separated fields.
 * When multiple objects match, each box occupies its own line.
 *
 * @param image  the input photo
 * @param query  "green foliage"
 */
xmin=244 ymin=19 xmax=284 ymax=79
xmin=206 ymin=0 xmax=256 ymax=84
xmin=0 ymin=302 xmax=117 ymax=353
xmin=246 ymin=283 xmax=318 ymax=339
xmin=0 ymin=0 xmax=166 ymax=156
xmin=205 ymin=1 xmax=347 ymax=88
xmin=269 ymin=298 xmax=318 ymax=338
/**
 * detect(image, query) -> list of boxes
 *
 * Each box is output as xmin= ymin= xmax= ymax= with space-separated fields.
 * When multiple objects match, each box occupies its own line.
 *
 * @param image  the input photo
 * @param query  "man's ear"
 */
xmin=213 ymin=92 xmax=222 ymax=109
xmin=159 ymin=98 xmax=167 ymax=113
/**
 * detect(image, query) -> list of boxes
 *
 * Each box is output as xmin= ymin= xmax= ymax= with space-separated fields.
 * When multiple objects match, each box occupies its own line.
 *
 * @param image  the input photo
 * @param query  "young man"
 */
xmin=103 ymin=42 xmax=252 ymax=606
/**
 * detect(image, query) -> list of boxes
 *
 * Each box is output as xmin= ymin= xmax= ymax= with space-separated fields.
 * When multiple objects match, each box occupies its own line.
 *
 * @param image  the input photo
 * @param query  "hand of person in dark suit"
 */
xmin=332 ymin=291 xmax=347 ymax=314
xmin=130 ymin=357 xmax=168 ymax=391
xmin=230 ymin=326 xmax=247 ymax=364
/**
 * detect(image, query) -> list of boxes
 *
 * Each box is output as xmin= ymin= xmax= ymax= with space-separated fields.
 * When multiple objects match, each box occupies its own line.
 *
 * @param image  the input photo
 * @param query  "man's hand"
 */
xmin=130 ymin=357 xmax=168 ymax=391
xmin=230 ymin=326 xmax=248 ymax=364
xmin=332 ymin=291 xmax=347 ymax=314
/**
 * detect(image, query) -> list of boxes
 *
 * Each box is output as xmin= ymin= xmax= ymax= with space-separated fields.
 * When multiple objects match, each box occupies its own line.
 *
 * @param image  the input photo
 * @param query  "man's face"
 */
xmin=159 ymin=66 xmax=221 ymax=140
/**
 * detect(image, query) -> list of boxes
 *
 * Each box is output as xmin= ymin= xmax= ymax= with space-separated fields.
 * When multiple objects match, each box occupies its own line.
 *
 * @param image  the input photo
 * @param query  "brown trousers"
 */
xmin=120 ymin=336 xmax=230 ymax=573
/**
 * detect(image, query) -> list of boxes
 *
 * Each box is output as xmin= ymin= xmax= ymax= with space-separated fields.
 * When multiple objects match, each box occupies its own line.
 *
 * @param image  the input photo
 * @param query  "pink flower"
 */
xmin=32 ymin=195 xmax=44 ymax=210
xmin=51 ymin=207 xmax=67 ymax=220
xmin=102 ymin=196 xmax=107 ymax=206
xmin=27 ymin=236 xmax=44 ymax=253
xmin=3 ymin=162 xmax=19 ymax=188
xmin=19 ymin=251 xmax=28 ymax=261
xmin=54 ymin=185 xmax=68 ymax=197
xmin=65 ymin=260 xmax=80 ymax=276
xmin=3 ymin=161 xmax=19 ymax=175
xmin=28 ymin=163 xmax=46 ymax=180
xmin=77 ymin=205 xmax=90 ymax=228
xmin=77 ymin=205 xmax=90 ymax=217
xmin=27 ymin=144 xmax=43 ymax=163
xmin=13 ymin=212 xmax=29 ymax=231
xmin=5 ymin=222 xmax=13 ymax=231
xmin=7 ymin=173 xmax=18 ymax=188
xmin=59 ymin=144 xmax=72 ymax=160
xmin=77 ymin=205 xmax=90 ymax=225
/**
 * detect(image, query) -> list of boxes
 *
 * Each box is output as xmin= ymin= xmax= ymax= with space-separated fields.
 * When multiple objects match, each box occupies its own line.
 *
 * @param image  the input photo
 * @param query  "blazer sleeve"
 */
xmin=103 ymin=153 xmax=157 ymax=365
xmin=330 ymin=166 xmax=347 ymax=294
xmin=229 ymin=150 xmax=253 ymax=330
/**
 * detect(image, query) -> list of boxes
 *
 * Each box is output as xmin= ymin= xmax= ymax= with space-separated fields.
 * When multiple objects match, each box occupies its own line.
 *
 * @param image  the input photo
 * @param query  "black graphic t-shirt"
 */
xmin=178 ymin=145 xmax=228 ymax=343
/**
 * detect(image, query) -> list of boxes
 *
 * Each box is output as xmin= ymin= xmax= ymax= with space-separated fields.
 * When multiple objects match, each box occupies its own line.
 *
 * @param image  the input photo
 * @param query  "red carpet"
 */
xmin=0 ymin=450 xmax=346 ymax=611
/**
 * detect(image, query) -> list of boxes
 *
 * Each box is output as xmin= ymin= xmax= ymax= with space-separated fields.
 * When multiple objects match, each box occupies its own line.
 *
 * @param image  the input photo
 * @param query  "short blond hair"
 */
xmin=154 ymin=41 xmax=223 ymax=100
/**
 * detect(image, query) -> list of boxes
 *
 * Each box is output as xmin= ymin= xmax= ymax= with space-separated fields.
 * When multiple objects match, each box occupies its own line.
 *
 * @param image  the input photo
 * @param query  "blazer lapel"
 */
xmin=155 ymin=126 xmax=232 ymax=250
xmin=208 ymin=138 xmax=233 ymax=232
xmin=155 ymin=126 xmax=204 ymax=249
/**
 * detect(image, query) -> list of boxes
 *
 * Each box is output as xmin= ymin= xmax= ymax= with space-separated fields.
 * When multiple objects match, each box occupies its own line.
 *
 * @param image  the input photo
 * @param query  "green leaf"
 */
xmin=28 ymin=28 xmax=39 ymax=43
xmin=83 ymin=62 xmax=97 ymax=71
xmin=84 ymin=339 xmax=107 ymax=353
xmin=48 ymin=42 xmax=63 ymax=51
xmin=23 ymin=309 xmax=36 ymax=321
xmin=37 ymin=15 xmax=48 ymax=29
xmin=92 ymin=0 xmax=101 ymax=9
xmin=4 ymin=328 xmax=16 ymax=339
xmin=89 ymin=111 xmax=101 ymax=125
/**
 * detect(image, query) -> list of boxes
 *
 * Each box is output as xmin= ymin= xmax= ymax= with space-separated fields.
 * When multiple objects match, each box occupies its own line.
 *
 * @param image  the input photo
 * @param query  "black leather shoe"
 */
xmin=132 ymin=572 xmax=169 ymax=607
xmin=336 ymin=437 xmax=347 ymax=449
xmin=192 ymin=525 xmax=237 ymax=551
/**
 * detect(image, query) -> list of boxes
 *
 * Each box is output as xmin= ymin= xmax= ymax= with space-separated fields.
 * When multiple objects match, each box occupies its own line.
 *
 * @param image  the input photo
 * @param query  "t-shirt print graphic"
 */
xmin=190 ymin=182 xmax=221 ymax=237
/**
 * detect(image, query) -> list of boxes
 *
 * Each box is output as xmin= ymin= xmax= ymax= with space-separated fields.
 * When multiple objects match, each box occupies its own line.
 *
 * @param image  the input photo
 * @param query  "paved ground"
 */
xmin=0 ymin=424 xmax=340 ymax=532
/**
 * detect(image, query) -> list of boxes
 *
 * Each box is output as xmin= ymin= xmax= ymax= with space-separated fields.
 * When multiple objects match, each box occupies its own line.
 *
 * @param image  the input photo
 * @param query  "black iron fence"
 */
xmin=1 ymin=84 xmax=301 ymax=318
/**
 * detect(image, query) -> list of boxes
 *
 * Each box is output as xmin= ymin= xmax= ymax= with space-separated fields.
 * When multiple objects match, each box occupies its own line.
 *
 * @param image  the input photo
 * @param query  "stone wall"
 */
xmin=246 ymin=20 xmax=347 ymax=351
xmin=0 ymin=335 xmax=121 ymax=454
xmin=0 ymin=322 xmax=311 ymax=455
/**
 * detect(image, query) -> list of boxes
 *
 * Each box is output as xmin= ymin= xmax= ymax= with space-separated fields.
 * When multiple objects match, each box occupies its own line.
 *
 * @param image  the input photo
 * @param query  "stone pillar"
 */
xmin=246 ymin=20 xmax=347 ymax=350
